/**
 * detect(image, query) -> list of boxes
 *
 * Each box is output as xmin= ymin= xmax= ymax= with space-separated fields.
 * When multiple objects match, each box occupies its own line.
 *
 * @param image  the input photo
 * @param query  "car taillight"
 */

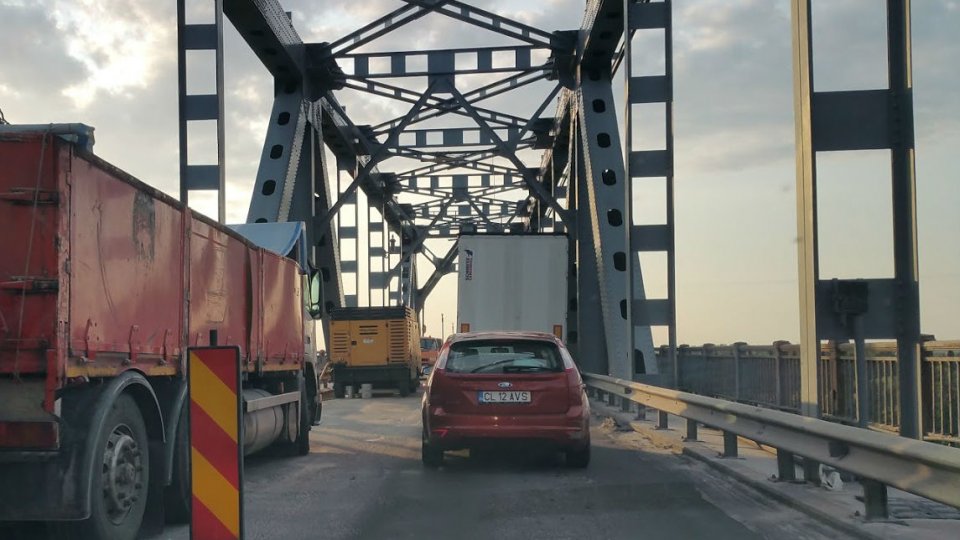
xmin=565 ymin=368 xmax=583 ymax=407
xmin=428 ymin=370 xmax=449 ymax=407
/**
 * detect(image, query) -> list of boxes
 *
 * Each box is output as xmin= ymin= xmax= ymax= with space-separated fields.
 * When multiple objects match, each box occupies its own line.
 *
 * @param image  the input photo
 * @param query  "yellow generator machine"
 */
xmin=329 ymin=306 xmax=422 ymax=397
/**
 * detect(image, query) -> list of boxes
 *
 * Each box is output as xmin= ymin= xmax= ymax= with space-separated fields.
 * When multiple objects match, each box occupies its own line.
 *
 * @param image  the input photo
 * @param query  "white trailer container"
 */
xmin=456 ymin=234 xmax=568 ymax=337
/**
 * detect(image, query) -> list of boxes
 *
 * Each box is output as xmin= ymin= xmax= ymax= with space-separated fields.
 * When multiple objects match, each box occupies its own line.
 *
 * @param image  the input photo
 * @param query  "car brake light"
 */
xmin=553 ymin=325 xmax=563 ymax=339
xmin=428 ymin=370 xmax=449 ymax=407
xmin=565 ymin=368 xmax=583 ymax=407
xmin=459 ymin=323 xmax=470 ymax=332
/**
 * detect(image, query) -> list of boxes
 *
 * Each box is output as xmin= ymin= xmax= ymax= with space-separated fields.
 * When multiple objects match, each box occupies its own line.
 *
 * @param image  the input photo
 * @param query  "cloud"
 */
xmin=45 ymin=0 xmax=174 ymax=108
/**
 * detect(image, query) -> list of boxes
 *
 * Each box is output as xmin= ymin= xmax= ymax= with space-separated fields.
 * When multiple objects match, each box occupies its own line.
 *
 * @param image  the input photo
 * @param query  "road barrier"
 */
xmin=188 ymin=347 xmax=244 ymax=540
xmin=582 ymin=372 xmax=960 ymax=517
xmin=658 ymin=341 xmax=960 ymax=445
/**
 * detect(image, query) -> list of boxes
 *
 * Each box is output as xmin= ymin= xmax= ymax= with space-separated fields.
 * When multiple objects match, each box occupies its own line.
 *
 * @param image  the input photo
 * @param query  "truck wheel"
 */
xmin=295 ymin=382 xmax=312 ymax=456
xmin=397 ymin=378 xmax=410 ymax=397
xmin=163 ymin=405 xmax=191 ymax=524
xmin=333 ymin=382 xmax=345 ymax=399
xmin=73 ymin=394 xmax=150 ymax=540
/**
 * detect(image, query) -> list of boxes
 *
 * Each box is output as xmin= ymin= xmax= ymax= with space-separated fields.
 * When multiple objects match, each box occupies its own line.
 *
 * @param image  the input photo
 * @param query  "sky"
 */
xmin=0 ymin=0 xmax=957 ymax=347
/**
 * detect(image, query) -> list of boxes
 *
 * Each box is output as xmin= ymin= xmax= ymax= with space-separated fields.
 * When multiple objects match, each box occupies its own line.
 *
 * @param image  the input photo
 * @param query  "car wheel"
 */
xmin=421 ymin=430 xmax=443 ymax=468
xmin=566 ymin=441 xmax=590 ymax=469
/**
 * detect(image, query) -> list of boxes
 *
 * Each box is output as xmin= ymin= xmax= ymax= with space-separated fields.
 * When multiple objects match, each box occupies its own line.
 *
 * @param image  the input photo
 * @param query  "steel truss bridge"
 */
xmin=173 ymin=2 xmax=956 ymax=515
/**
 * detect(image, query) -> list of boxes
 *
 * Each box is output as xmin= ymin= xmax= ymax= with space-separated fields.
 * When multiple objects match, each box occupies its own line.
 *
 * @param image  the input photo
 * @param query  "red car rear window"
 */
xmin=444 ymin=339 xmax=563 ymax=374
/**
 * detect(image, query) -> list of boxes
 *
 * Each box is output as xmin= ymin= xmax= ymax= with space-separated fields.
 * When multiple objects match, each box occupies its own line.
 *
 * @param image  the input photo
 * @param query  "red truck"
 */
xmin=0 ymin=126 xmax=321 ymax=539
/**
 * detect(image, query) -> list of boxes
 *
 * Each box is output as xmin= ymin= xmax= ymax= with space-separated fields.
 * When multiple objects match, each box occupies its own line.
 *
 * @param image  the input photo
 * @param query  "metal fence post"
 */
xmin=733 ymin=343 xmax=743 ymax=401
xmin=776 ymin=449 xmax=797 ymax=482
xmin=621 ymin=395 xmax=632 ymax=413
xmin=657 ymin=410 xmax=669 ymax=429
xmin=773 ymin=341 xmax=785 ymax=407
xmin=685 ymin=419 xmax=698 ymax=441
xmin=862 ymin=479 xmax=889 ymax=520
xmin=722 ymin=431 xmax=738 ymax=458
xmin=803 ymin=458 xmax=821 ymax=486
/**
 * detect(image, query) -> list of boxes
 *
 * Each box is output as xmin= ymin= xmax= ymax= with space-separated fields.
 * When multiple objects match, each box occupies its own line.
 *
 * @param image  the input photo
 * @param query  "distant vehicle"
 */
xmin=329 ymin=306 xmax=421 ymax=397
xmin=456 ymin=234 xmax=568 ymax=339
xmin=421 ymin=332 xmax=590 ymax=468
xmin=420 ymin=336 xmax=442 ymax=375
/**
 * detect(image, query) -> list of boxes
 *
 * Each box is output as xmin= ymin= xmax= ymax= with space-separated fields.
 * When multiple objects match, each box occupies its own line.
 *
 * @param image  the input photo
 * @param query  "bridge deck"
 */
xmin=166 ymin=388 xmax=848 ymax=540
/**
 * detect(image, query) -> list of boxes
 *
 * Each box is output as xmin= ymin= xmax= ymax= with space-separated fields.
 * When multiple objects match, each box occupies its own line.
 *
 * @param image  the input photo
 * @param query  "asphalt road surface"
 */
xmin=5 ymin=387 xmax=853 ymax=539
xmin=164 ymin=387 xmax=851 ymax=540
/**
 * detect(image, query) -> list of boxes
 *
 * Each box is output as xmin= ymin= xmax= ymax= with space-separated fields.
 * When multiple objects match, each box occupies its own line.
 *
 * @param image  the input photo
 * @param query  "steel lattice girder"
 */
xmin=576 ymin=74 xmax=657 ymax=379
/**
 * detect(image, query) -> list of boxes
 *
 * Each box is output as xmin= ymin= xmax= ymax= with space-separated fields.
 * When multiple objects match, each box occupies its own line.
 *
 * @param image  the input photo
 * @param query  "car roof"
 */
xmin=447 ymin=331 xmax=560 ymax=344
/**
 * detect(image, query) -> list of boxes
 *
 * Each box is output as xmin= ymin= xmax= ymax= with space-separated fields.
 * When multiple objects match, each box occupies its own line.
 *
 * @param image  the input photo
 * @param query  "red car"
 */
xmin=421 ymin=332 xmax=590 ymax=468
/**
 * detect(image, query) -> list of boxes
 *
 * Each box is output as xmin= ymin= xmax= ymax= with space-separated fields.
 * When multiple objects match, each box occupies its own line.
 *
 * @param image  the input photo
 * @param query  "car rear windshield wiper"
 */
xmin=503 ymin=365 xmax=553 ymax=372
xmin=469 ymin=358 xmax=523 ymax=373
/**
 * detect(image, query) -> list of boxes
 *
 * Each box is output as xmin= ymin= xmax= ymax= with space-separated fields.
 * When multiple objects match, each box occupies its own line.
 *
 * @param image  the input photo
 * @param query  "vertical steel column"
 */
xmin=623 ymin=0 xmax=673 ymax=381
xmin=578 ymin=81 xmax=632 ymax=377
xmin=887 ymin=0 xmax=922 ymax=440
xmin=366 ymin=201 xmax=376 ymax=306
xmin=177 ymin=0 xmax=226 ymax=222
xmin=574 ymin=115 xmax=609 ymax=375
xmin=790 ymin=0 xmax=821 ymax=418
xmin=791 ymin=1 xmax=921 ymax=435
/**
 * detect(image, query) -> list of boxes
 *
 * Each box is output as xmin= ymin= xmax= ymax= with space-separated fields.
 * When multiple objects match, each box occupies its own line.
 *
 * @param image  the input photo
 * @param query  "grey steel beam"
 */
xmin=388 ymin=199 xmax=453 ymax=279
xmin=308 ymin=118 xmax=346 ymax=319
xmin=370 ymin=70 xmax=546 ymax=133
xmin=578 ymin=74 xmax=632 ymax=379
xmin=339 ymin=45 xmax=546 ymax=78
xmin=791 ymin=0 xmax=821 ymax=419
xmin=887 ymin=0 xmax=922 ymax=440
xmin=393 ymin=126 xmax=522 ymax=149
xmin=791 ymin=0 xmax=920 ymax=435
xmin=329 ymin=2 xmax=448 ymax=56
xmin=246 ymin=89 xmax=307 ymax=224
xmin=416 ymin=240 xmax=459 ymax=308
xmin=177 ymin=0 xmax=226 ymax=223
xmin=448 ymin=86 xmax=569 ymax=223
xmin=223 ymin=0 xmax=304 ymax=83
xmin=573 ymin=122 xmax=608 ymax=373
xmin=402 ymin=0 xmax=554 ymax=47
xmin=624 ymin=0 xmax=674 ymax=382
xmin=315 ymin=80 xmax=441 ymax=234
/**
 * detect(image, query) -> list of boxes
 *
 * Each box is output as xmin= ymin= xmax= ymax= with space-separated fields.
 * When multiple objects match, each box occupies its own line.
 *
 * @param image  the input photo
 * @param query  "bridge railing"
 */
xmin=582 ymin=372 xmax=960 ymax=517
xmin=656 ymin=341 xmax=960 ymax=446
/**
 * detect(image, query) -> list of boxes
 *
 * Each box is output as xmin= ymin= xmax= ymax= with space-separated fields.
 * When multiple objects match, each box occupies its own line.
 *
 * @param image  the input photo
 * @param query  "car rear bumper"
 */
xmin=427 ymin=405 xmax=589 ymax=450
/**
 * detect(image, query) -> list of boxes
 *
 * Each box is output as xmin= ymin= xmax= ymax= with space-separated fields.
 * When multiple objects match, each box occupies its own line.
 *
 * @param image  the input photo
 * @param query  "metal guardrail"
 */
xmin=659 ymin=341 xmax=960 ymax=445
xmin=582 ymin=372 xmax=960 ymax=513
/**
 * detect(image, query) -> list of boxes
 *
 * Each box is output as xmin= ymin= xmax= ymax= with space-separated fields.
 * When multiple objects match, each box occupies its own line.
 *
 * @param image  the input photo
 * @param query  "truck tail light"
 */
xmin=459 ymin=323 xmax=470 ymax=333
xmin=0 ymin=421 xmax=59 ymax=449
xmin=553 ymin=325 xmax=563 ymax=339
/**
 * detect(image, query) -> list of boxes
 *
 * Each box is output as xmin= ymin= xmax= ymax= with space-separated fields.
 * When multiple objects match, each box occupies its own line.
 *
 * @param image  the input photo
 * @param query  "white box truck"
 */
xmin=456 ymin=234 xmax=568 ymax=338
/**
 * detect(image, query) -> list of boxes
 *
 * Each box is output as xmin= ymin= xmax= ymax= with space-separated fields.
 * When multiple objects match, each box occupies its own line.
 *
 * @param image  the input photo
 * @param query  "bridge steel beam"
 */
xmin=624 ymin=0 xmax=675 ymax=385
xmin=791 ymin=0 xmax=921 ymax=439
xmin=177 ymin=0 xmax=226 ymax=223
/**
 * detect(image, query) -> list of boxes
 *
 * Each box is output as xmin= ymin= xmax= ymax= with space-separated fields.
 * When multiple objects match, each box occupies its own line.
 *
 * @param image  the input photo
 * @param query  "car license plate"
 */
xmin=478 ymin=391 xmax=531 ymax=403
